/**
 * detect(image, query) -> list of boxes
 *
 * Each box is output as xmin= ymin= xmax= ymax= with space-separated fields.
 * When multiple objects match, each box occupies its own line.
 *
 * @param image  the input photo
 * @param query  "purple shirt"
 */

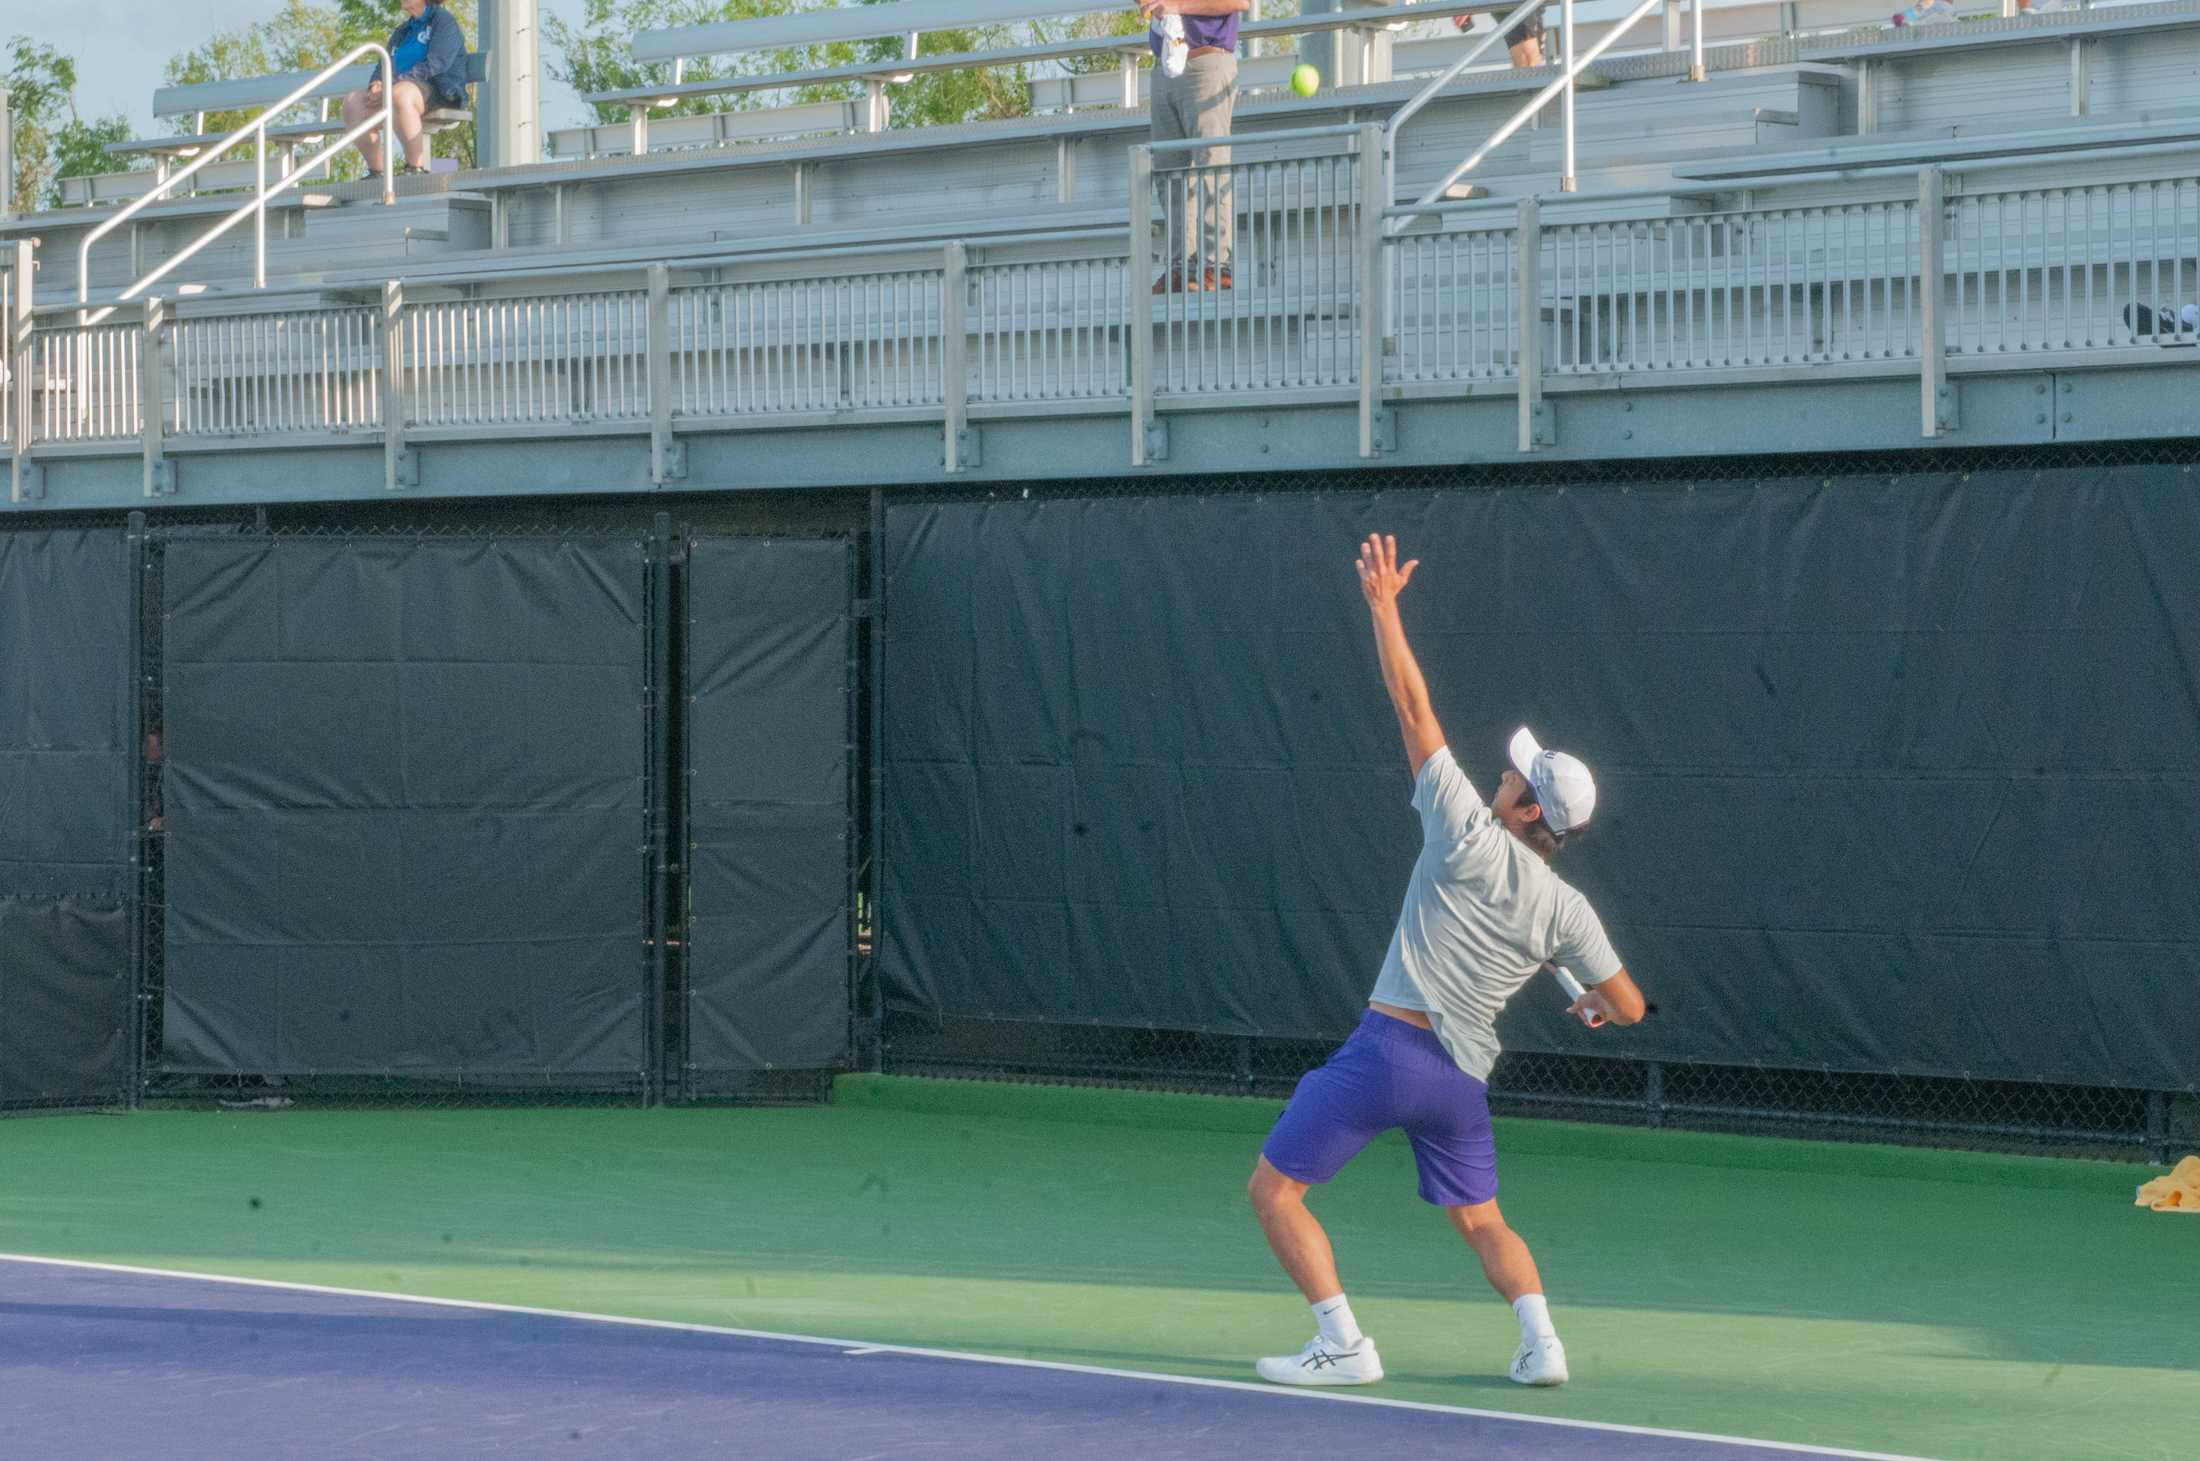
xmin=1150 ymin=9 xmax=1242 ymax=60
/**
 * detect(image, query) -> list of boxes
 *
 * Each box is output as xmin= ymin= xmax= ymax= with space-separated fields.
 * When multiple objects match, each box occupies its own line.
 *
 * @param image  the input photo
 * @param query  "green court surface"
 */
xmin=3 ymin=1076 xmax=2193 ymax=1460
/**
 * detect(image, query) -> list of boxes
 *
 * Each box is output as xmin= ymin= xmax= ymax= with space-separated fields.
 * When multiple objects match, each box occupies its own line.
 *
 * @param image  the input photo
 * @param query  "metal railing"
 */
xmin=406 ymin=290 xmax=651 ymax=428
xmin=1140 ymin=127 xmax=1372 ymax=399
xmin=1946 ymin=179 xmax=2200 ymax=354
xmin=36 ymin=320 xmax=142 ymax=443
xmin=6 ymin=162 xmax=2199 ymax=487
xmin=76 ymin=43 xmax=399 ymax=325
xmin=171 ymin=307 xmax=383 ymax=437
xmin=674 ymin=270 xmax=947 ymax=417
xmin=967 ymin=253 xmax=1128 ymax=404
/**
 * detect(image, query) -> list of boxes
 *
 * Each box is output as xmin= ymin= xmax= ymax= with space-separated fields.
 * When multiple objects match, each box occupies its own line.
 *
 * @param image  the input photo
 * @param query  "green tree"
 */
xmin=5 ymin=36 xmax=140 ymax=213
xmin=164 ymin=0 xmax=482 ymax=174
xmin=545 ymin=0 xmax=1144 ymax=135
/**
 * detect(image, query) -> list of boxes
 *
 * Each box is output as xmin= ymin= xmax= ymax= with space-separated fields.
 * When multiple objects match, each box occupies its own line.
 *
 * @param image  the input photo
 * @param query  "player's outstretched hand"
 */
xmin=1356 ymin=534 xmax=1418 ymax=610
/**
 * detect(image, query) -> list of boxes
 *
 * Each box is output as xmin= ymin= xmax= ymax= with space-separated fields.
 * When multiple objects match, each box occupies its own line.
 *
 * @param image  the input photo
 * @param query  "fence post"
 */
xmin=648 ymin=510 xmax=676 ymax=1106
xmin=125 ymin=509 xmax=149 ymax=1110
xmin=1919 ymin=168 xmax=1955 ymax=438
xmin=941 ymin=241 xmax=972 ymax=473
xmin=1516 ymin=197 xmax=1548 ymax=452
xmin=1356 ymin=124 xmax=1386 ymax=459
xmin=1128 ymin=143 xmax=1156 ymax=467
xmin=381 ymin=279 xmax=413 ymax=490
xmin=1690 ymin=0 xmax=1706 ymax=82
xmin=647 ymin=262 xmax=682 ymax=484
xmin=6 ymin=240 xmax=34 ymax=503
xmin=140 ymin=297 xmax=172 ymax=498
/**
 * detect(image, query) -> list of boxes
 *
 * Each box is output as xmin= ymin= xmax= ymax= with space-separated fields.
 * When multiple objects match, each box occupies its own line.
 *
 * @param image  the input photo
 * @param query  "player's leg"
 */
xmin=1247 ymin=1157 xmax=1343 ymax=1302
xmin=1444 ymin=1196 xmax=1542 ymax=1301
xmin=1443 ymin=1197 xmax=1566 ymax=1384
xmin=1398 ymin=1043 xmax=1570 ymax=1386
xmin=1246 ymin=1013 xmax=1404 ymax=1386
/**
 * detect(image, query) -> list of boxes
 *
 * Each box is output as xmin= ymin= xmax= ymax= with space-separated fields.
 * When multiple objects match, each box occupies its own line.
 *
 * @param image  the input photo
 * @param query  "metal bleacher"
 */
xmin=3 ymin=0 xmax=2199 ymax=511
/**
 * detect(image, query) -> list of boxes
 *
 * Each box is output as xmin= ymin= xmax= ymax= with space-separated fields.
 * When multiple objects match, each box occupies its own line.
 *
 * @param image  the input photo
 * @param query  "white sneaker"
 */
xmin=1255 ymin=1334 xmax=1384 ymax=1386
xmin=1509 ymin=1334 xmax=1569 ymax=1386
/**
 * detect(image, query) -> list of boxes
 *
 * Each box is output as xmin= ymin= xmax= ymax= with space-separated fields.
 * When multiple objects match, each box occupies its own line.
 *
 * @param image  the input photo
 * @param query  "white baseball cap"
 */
xmin=1508 ymin=727 xmax=1597 ymax=836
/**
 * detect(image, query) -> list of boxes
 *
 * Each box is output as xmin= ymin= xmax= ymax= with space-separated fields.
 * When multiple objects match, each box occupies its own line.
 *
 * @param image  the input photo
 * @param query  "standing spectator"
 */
xmin=1142 ymin=0 xmax=1251 ymax=292
xmin=1458 ymin=8 xmax=1547 ymax=69
xmin=343 ymin=0 xmax=470 ymax=179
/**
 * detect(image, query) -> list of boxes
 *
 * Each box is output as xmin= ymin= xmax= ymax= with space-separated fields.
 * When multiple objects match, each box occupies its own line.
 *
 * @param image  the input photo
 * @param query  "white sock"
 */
xmin=1513 ymin=1293 xmax=1557 ymax=1343
xmin=1311 ymin=1294 xmax=1363 ymax=1348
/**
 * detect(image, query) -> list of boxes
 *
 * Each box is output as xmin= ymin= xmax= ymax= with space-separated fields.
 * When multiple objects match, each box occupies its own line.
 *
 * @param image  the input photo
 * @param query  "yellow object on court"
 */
xmin=2134 ymin=1155 xmax=2200 ymax=1211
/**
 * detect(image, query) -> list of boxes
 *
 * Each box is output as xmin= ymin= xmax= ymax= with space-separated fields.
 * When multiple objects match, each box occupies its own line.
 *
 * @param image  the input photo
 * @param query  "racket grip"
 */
xmin=1551 ymin=965 xmax=1605 ymax=1027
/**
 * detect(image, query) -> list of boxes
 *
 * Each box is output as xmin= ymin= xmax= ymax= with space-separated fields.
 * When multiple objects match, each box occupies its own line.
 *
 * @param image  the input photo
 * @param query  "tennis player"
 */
xmin=1248 ymin=533 xmax=1648 ymax=1390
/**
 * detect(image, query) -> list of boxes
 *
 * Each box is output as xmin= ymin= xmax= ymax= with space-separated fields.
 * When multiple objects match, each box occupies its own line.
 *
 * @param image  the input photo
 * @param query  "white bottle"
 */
xmin=1156 ymin=12 xmax=1188 ymax=78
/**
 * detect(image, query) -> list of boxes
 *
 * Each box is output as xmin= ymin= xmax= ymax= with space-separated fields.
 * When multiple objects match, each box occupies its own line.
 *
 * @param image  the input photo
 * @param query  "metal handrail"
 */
xmin=1383 ymin=0 xmax=1702 ymax=222
xmin=1401 ymin=0 xmax=1669 ymax=218
xmin=78 ymin=43 xmax=398 ymax=325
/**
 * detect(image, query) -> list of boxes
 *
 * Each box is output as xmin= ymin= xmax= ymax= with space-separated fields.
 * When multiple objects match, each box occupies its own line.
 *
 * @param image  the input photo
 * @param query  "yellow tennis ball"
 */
xmin=1291 ymin=63 xmax=1320 ymax=98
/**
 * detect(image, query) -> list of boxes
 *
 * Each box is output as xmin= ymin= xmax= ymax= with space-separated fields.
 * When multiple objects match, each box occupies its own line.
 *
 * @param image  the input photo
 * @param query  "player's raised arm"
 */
xmin=1356 ymin=534 xmax=1445 ymax=776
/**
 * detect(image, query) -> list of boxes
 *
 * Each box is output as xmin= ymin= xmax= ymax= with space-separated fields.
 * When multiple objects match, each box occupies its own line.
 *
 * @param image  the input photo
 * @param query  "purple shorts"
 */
xmin=1262 ymin=1008 xmax=1497 ymax=1207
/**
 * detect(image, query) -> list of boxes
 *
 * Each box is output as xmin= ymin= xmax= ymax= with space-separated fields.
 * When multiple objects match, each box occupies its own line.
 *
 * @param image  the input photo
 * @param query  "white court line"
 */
xmin=0 ymin=1252 xmax=1939 ymax=1461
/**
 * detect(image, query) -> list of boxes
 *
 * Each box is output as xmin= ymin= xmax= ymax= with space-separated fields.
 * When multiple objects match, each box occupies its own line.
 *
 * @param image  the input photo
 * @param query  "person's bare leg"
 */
xmin=1510 ymin=36 xmax=1545 ymax=68
xmin=1444 ymin=1197 xmax=1542 ymax=1302
xmin=1247 ymin=1157 xmax=1344 ymax=1303
xmin=343 ymin=89 xmax=382 ymax=174
xmin=392 ymin=81 xmax=430 ymax=169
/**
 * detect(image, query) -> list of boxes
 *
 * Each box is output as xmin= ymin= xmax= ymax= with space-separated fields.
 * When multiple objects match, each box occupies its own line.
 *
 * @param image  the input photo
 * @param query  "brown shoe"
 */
xmin=1152 ymin=270 xmax=1185 ymax=294
xmin=1206 ymin=266 xmax=1234 ymax=291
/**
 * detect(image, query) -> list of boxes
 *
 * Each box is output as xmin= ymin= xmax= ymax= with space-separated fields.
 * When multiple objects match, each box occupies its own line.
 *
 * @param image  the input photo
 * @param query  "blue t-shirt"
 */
xmin=392 ymin=17 xmax=434 ymax=75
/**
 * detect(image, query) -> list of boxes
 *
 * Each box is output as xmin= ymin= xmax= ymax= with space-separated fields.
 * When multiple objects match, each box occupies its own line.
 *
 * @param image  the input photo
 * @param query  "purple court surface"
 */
xmin=0 ymin=1256 xmax=1921 ymax=1461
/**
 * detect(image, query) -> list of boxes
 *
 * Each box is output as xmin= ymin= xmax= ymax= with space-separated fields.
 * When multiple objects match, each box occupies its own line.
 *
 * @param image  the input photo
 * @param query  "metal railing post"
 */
xmin=647 ymin=262 xmax=677 ymax=483
xmin=1516 ymin=197 xmax=1546 ymax=451
xmin=6 ymin=241 xmax=34 ymax=503
xmin=1128 ymin=143 xmax=1156 ymax=466
xmin=1561 ymin=0 xmax=1578 ymax=192
xmin=0 ymin=84 xmax=14 ymax=227
xmin=1919 ymin=168 xmax=1953 ymax=437
xmin=141 ymin=297 xmax=172 ymax=497
xmin=382 ymin=278 xmax=411 ymax=490
xmin=1691 ymin=0 xmax=1706 ymax=82
xmin=941 ymin=241 xmax=971 ymax=472
xmin=254 ymin=125 xmax=269 ymax=290
xmin=1356 ymin=124 xmax=1386 ymax=458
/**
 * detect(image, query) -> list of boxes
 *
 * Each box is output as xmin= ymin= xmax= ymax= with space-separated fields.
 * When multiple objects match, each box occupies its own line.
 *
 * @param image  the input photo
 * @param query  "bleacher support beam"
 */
xmin=141 ymin=298 xmax=173 ymax=498
xmin=480 ymin=0 xmax=542 ymax=169
xmin=6 ymin=241 xmax=36 ymax=503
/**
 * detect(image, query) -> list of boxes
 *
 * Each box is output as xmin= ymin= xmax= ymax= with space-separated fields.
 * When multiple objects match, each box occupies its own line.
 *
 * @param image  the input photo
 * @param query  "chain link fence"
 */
xmin=879 ymin=1011 xmax=2190 ymax=1163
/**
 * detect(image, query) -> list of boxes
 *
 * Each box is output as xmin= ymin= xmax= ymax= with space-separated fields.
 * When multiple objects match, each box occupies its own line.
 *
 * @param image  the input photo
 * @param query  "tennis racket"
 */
xmin=1549 ymin=965 xmax=1606 ymax=1027
xmin=1550 ymin=964 xmax=1659 ymax=1026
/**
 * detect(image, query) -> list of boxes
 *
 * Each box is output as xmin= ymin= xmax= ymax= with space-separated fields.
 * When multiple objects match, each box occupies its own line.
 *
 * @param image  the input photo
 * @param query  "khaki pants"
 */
xmin=1151 ymin=53 xmax=1238 ymax=273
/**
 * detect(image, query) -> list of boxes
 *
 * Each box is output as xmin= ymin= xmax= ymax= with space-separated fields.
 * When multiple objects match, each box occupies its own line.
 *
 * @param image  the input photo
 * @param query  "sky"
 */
xmin=7 ymin=0 xmax=586 ymax=137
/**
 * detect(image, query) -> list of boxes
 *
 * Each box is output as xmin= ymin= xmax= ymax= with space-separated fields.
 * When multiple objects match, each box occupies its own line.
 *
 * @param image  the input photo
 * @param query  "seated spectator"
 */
xmin=343 ymin=0 xmax=470 ymax=178
xmin=1456 ymin=7 xmax=1547 ymax=69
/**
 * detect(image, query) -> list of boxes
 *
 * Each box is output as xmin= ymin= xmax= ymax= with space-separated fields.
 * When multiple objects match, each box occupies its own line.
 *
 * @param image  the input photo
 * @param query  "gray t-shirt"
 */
xmin=1367 ymin=746 xmax=1625 ymax=1080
